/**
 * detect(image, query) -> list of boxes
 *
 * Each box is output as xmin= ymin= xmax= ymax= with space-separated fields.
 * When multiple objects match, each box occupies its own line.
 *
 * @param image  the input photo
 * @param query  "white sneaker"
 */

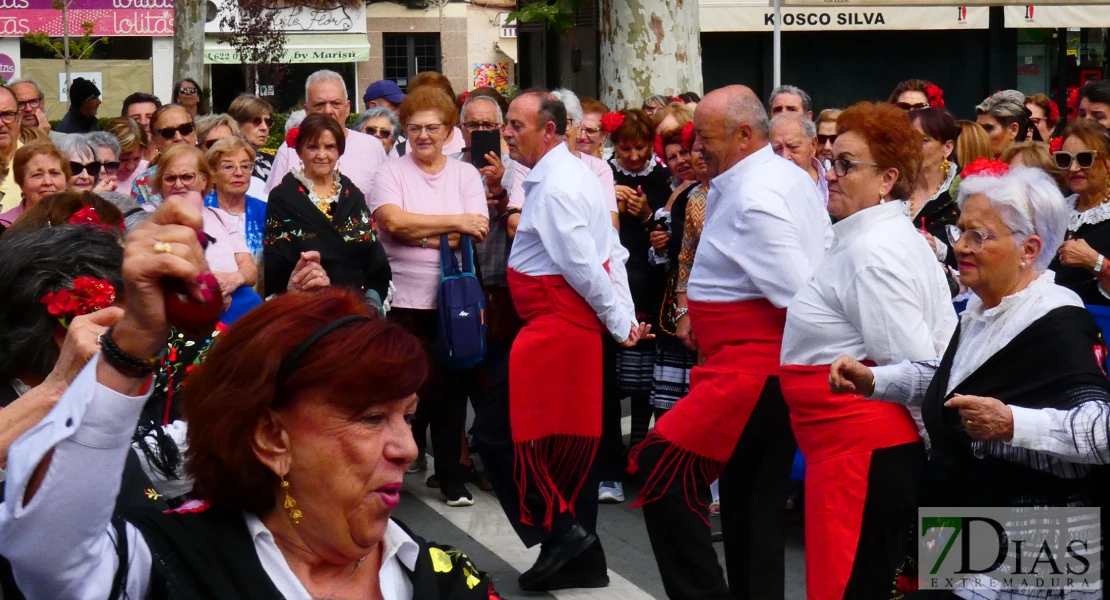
xmin=598 ymin=481 xmax=625 ymax=503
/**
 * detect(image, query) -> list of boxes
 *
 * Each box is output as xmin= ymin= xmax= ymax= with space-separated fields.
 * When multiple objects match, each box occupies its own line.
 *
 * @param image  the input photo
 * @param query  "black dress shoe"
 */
xmin=517 ymin=524 xmax=597 ymax=587
xmin=520 ymin=568 xmax=609 ymax=592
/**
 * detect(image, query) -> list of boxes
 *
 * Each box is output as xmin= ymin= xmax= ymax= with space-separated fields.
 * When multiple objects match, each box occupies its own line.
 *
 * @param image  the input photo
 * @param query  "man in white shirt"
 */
xmin=495 ymin=90 xmax=643 ymax=592
xmin=265 ymin=70 xmax=387 ymax=198
xmin=770 ymin=112 xmax=829 ymax=205
xmin=633 ymin=85 xmax=831 ymax=600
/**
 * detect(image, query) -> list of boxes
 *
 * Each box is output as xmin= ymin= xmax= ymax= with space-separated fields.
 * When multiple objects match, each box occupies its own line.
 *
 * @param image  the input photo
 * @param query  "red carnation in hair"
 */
xmin=1048 ymin=100 xmax=1060 ymax=122
xmin=653 ymin=135 xmax=664 ymax=159
xmin=681 ymin=121 xmax=696 ymax=149
xmin=459 ymin=91 xmax=470 ymax=104
xmin=962 ymin=158 xmax=1010 ymax=179
xmin=671 ymin=96 xmax=683 ymax=104
xmin=69 ymin=206 xmax=102 ymax=226
xmin=1050 ymin=136 xmax=1064 ymax=153
xmin=285 ymin=127 xmax=300 ymax=149
xmin=925 ymin=83 xmax=945 ymax=109
xmin=599 ymin=112 xmax=625 ymax=134
xmin=40 ymin=276 xmax=117 ymax=328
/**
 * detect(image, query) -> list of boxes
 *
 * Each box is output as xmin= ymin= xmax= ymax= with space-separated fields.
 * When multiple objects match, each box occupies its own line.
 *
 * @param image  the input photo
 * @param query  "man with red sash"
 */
xmin=632 ymin=85 xmax=831 ymax=599
xmin=498 ymin=90 xmax=647 ymax=592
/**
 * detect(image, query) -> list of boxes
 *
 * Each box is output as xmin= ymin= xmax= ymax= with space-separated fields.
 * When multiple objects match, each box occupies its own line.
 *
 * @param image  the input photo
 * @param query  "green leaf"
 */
xmin=506 ymin=0 xmax=582 ymax=37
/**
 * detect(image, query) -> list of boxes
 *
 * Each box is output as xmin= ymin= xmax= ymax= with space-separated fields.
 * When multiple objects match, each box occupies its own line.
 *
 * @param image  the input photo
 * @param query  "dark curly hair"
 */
xmin=0 ymin=225 xmax=124 ymax=379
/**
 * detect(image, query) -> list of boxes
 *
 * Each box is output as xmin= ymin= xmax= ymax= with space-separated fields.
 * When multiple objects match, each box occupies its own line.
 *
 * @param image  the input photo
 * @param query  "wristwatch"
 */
xmin=674 ymin=307 xmax=689 ymax=320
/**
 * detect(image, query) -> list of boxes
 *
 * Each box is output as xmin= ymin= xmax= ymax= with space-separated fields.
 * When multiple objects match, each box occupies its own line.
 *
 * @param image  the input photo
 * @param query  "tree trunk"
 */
xmin=599 ymin=0 xmax=702 ymax=109
xmin=173 ymin=0 xmax=206 ymax=84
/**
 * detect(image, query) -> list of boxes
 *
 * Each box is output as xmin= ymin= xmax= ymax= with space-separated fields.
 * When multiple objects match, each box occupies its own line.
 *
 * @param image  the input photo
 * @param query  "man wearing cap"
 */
xmin=364 ymin=79 xmax=409 ymax=157
xmin=56 ymin=77 xmax=101 ymax=134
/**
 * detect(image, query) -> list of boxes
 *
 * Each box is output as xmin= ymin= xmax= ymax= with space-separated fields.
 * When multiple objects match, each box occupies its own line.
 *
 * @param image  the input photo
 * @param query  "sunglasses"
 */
xmin=157 ymin=123 xmax=196 ymax=140
xmin=251 ymin=116 xmax=274 ymax=128
xmin=101 ymin=160 xmax=121 ymax=174
xmin=70 ymin=161 xmax=102 ymax=178
xmin=817 ymin=134 xmax=837 ymax=146
xmin=1053 ymin=150 xmax=1099 ymax=170
xmin=202 ymin=138 xmax=222 ymax=150
xmin=363 ymin=126 xmax=393 ymax=140
xmin=178 ymin=87 xmax=199 ymax=95
xmin=895 ymin=102 xmax=929 ymax=111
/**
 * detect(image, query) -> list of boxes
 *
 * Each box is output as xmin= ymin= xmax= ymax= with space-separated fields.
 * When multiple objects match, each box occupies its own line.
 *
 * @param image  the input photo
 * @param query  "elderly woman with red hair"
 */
xmin=0 ymin=198 xmax=498 ymax=600
xmin=778 ymin=102 xmax=958 ymax=599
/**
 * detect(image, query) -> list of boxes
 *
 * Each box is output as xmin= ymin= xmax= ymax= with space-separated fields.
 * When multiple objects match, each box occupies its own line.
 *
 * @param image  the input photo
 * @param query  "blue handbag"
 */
xmin=435 ymin=234 xmax=487 ymax=369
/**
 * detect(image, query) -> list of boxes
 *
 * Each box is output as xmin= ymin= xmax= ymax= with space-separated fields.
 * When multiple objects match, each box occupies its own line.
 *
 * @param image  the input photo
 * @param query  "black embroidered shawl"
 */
xmin=264 ymin=172 xmax=391 ymax=300
xmin=922 ymin=305 xmax=1110 ymax=507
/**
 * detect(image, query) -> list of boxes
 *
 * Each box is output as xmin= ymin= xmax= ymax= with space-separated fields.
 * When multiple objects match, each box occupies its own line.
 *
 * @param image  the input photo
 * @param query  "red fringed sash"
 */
xmin=630 ymin=299 xmax=786 ymax=521
xmin=780 ymin=365 xmax=921 ymax=600
xmin=507 ymin=268 xmax=605 ymax=530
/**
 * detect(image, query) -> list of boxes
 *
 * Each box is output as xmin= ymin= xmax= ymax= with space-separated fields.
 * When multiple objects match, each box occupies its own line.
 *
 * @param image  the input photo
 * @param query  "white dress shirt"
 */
xmin=781 ymin=200 xmax=957 ymax=367
xmin=265 ymin=128 xmax=388 ymax=198
xmin=688 ymin=145 xmax=832 ymax=307
xmin=507 ymin=143 xmax=637 ymax=342
xmin=0 ymin=356 xmax=421 ymax=600
xmin=870 ymin=271 xmax=1110 ymax=464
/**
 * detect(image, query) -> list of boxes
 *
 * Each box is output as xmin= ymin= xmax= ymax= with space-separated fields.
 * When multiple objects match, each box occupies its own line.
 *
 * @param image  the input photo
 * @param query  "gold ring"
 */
xmin=153 ymin=241 xmax=173 ymax=254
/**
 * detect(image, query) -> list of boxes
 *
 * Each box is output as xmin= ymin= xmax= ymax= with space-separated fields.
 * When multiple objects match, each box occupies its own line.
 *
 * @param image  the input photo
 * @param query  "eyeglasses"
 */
xmin=219 ymin=162 xmax=253 ymax=174
xmin=947 ymin=224 xmax=1013 ymax=252
xmin=363 ymin=126 xmax=393 ymax=140
xmin=580 ymin=126 xmax=603 ymax=137
xmin=895 ymin=102 xmax=929 ymax=111
xmin=251 ymin=116 xmax=274 ymax=128
xmin=17 ymin=98 xmax=43 ymax=111
xmin=178 ymin=87 xmax=199 ymax=96
xmin=164 ymin=172 xmax=198 ymax=186
xmin=1053 ymin=150 xmax=1098 ymax=170
xmin=405 ymin=123 xmax=445 ymax=137
xmin=69 ymin=161 xmax=102 ymax=178
xmin=831 ymin=157 xmax=879 ymax=177
xmin=101 ymin=160 xmax=120 ymax=174
xmin=817 ymin=134 xmax=837 ymax=146
xmin=463 ymin=121 xmax=499 ymax=132
xmin=157 ymin=123 xmax=196 ymax=140
xmin=0 ymin=111 xmax=16 ymax=125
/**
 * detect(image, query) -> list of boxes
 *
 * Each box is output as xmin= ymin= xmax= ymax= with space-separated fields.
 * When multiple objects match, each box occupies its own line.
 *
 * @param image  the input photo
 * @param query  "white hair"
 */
xmin=956 ymin=166 xmax=1069 ymax=272
xmin=976 ymin=90 xmax=1026 ymax=121
xmin=727 ymin=94 xmax=770 ymax=139
xmin=769 ymin=113 xmax=816 ymax=139
xmin=85 ymin=131 xmax=121 ymax=160
xmin=285 ymin=109 xmax=306 ymax=133
xmin=551 ymin=88 xmax=583 ymax=125
xmin=305 ymin=70 xmax=348 ymax=101
xmin=461 ymin=95 xmax=503 ymax=124
xmin=54 ymin=134 xmax=96 ymax=162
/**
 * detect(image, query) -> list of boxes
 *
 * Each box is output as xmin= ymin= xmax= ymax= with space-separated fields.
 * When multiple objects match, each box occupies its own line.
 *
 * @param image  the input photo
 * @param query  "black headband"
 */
xmin=276 ymin=314 xmax=371 ymax=387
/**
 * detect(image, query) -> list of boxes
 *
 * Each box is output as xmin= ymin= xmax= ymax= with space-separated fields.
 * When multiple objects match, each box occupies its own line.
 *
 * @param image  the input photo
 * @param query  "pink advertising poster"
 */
xmin=0 ymin=0 xmax=173 ymax=37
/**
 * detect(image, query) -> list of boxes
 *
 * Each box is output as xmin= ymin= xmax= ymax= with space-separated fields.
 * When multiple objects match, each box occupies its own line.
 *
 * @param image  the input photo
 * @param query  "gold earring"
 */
xmin=281 ymin=476 xmax=303 ymax=524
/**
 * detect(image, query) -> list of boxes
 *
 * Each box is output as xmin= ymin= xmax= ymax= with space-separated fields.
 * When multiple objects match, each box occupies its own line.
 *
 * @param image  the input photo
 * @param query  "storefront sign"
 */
xmin=1004 ymin=5 xmax=1110 ymax=28
xmin=0 ymin=53 xmax=15 ymax=81
xmin=204 ymin=33 xmax=371 ymax=64
xmin=0 ymin=0 xmax=172 ymax=36
xmin=58 ymin=71 xmax=103 ymax=101
xmin=699 ymin=2 xmax=989 ymax=31
xmin=205 ymin=1 xmax=366 ymax=34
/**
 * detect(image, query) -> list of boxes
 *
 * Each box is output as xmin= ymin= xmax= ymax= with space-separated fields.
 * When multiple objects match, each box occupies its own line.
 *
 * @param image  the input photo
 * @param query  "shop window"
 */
xmin=383 ymin=33 xmax=441 ymax=90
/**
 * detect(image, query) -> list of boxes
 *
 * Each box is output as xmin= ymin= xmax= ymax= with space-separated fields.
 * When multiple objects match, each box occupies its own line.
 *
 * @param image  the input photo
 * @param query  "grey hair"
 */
xmin=770 ymin=85 xmax=812 ymax=115
xmin=305 ymin=70 xmax=348 ymax=102
xmin=517 ymin=89 xmax=567 ymax=136
xmin=285 ymin=109 xmax=306 ymax=133
xmin=551 ymin=89 xmax=582 ymax=125
xmin=98 ymin=190 xmax=151 ymax=233
xmin=461 ymin=95 xmax=504 ymax=124
xmin=353 ymin=107 xmax=402 ymax=140
xmin=196 ymin=113 xmax=240 ymax=142
xmin=727 ymin=94 xmax=771 ymax=139
xmin=8 ymin=78 xmax=44 ymax=100
xmin=956 ymin=166 xmax=1068 ymax=272
xmin=85 ymin=131 xmax=121 ymax=161
xmin=770 ymin=113 xmax=817 ymax=139
xmin=0 ymin=225 xmax=124 ymax=379
xmin=55 ymin=133 xmax=96 ymax=162
xmin=976 ymin=90 xmax=1027 ymax=122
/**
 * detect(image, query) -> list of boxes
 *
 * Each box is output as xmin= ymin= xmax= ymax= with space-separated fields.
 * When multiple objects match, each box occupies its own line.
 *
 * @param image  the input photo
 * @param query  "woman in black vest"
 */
xmin=0 ymin=197 xmax=498 ymax=600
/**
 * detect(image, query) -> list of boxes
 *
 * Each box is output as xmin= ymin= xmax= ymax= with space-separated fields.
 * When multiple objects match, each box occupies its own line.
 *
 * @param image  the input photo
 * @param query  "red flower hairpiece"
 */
xmin=459 ymin=91 xmax=470 ymax=104
xmin=40 ymin=276 xmax=116 ymax=328
xmin=599 ymin=112 xmax=625 ymax=134
xmin=653 ymin=135 xmax=665 ymax=159
xmin=285 ymin=127 xmax=300 ymax=149
xmin=1048 ymin=100 xmax=1060 ymax=122
xmin=1049 ymin=136 xmax=1064 ymax=153
xmin=671 ymin=96 xmax=683 ymax=104
xmin=68 ymin=206 xmax=123 ymax=231
xmin=962 ymin=158 xmax=1010 ymax=179
xmin=681 ymin=121 xmax=696 ymax=149
xmin=925 ymin=83 xmax=945 ymax=109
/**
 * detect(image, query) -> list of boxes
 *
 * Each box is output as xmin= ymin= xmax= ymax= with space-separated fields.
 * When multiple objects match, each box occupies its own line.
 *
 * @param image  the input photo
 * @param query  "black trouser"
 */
xmin=596 ymin=336 xmax=626 ymax=481
xmin=390 ymin=308 xmax=469 ymax=491
xmin=640 ymin=376 xmax=797 ymax=600
xmin=470 ymin=344 xmax=604 ymax=565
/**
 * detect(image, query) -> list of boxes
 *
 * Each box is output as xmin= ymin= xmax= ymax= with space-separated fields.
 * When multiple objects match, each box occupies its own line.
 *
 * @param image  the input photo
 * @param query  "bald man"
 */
xmin=633 ymin=85 xmax=831 ymax=600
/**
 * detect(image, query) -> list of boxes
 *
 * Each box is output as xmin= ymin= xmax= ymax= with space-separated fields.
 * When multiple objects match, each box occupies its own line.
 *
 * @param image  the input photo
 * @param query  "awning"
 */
xmin=495 ymin=39 xmax=518 ymax=63
xmin=1004 ymin=5 xmax=1110 ymax=27
xmin=204 ymin=33 xmax=370 ymax=64
xmin=699 ymin=2 xmax=989 ymax=31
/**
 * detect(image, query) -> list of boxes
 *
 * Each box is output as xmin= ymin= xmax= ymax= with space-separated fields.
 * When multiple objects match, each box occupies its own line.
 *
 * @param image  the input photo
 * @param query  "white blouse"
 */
xmin=0 ymin=356 xmax=421 ymax=600
xmin=781 ymin=200 xmax=957 ymax=367
xmin=687 ymin=145 xmax=832 ymax=308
